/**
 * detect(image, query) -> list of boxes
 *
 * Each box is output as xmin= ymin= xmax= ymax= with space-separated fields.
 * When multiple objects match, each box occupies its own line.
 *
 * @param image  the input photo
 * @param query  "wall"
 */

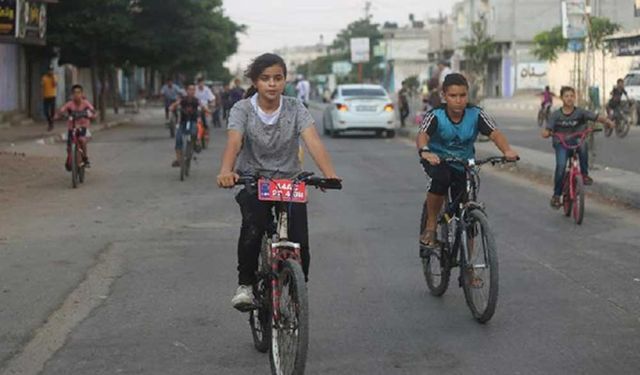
xmin=0 ymin=43 xmax=20 ymax=112
xmin=547 ymin=49 xmax=637 ymax=105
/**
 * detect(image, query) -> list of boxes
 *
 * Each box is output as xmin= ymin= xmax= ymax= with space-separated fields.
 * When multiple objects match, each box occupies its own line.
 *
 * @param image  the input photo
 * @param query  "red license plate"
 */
xmin=258 ymin=179 xmax=307 ymax=203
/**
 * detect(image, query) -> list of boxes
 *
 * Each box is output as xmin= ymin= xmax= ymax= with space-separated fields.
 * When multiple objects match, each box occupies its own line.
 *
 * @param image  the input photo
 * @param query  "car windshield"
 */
xmin=341 ymin=88 xmax=387 ymax=97
xmin=624 ymin=74 xmax=640 ymax=86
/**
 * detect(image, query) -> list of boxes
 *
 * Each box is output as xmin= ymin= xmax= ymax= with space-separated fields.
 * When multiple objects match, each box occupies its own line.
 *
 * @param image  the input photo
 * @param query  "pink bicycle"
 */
xmin=554 ymin=128 xmax=600 ymax=225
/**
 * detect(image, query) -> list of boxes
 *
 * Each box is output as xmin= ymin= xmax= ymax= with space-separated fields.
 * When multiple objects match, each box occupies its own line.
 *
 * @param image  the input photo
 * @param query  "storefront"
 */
xmin=0 ymin=0 xmax=56 ymax=116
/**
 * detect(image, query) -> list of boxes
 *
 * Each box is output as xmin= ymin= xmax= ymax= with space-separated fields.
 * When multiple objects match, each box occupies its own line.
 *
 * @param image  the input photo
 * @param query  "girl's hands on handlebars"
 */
xmin=217 ymin=171 xmax=239 ymax=188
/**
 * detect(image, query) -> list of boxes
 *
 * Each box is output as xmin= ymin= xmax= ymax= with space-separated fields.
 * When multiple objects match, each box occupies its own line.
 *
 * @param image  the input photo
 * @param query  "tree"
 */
xmin=130 ymin=0 xmax=242 ymax=79
xmin=48 ymin=0 xmax=135 ymax=121
xmin=532 ymin=26 xmax=567 ymax=62
xmin=463 ymin=21 xmax=496 ymax=100
xmin=589 ymin=17 xmax=620 ymax=105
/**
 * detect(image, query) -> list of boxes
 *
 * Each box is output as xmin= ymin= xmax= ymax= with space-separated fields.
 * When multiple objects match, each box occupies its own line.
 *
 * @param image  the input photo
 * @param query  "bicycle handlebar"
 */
xmin=234 ymin=172 xmax=342 ymax=190
xmin=552 ymin=127 xmax=601 ymax=150
xmin=440 ymin=156 xmax=520 ymax=168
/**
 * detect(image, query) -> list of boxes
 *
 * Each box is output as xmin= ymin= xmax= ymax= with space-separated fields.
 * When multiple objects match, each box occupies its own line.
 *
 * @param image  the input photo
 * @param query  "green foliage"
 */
xmin=300 ymin=18 xmax=383 ymax=82
xmin=589 ymin=17 xmax=620 ymax=49
xmin=532 ymin=26 xmax=567 ymax=62
xmin=462 ymin=21 xmax=496 ymax=75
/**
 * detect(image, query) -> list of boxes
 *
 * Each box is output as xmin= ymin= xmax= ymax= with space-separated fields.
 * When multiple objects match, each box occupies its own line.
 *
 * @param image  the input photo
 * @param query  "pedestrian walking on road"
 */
xmin=41 ymin=66 xmax=57 ymax=131
xmin=398 ymin=80 xmax=410 ymax=127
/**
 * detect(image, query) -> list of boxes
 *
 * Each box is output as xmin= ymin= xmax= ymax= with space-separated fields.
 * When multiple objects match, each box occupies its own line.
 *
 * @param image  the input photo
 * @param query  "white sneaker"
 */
xmin=231 ymin=285 xmax=255 ymax=312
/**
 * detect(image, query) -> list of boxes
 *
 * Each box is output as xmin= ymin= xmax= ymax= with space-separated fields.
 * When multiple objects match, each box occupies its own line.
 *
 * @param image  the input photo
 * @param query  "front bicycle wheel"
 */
xmin=270 ymin=259 xmax=308 ymax=375
xmin=71 ymin=144 xmax=78 ymax=189
xmin=461 ymin=209 xmax=498 ymax=324
xmin=250 ymin=236 xmax=272 ymax=353
xmin=562 ymin=175 xmax=572 ymax=217
xmin=573 ymin=176 xmax=585 ymax=225
xmin=420 ymin=201 xmax=450 ymax=296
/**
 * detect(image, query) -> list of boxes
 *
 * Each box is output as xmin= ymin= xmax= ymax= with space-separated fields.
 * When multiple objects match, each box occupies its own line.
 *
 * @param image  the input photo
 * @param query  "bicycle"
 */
xmin=235 ymin=171 xmax=342 ymax=375
xmin=605 ymin=100 xmax=633 ymax=138
xmin=537 ymin=103 xmax=551 ymax=127
xmin=420 ymin=156 xmax=517 ymax=323
xmin=196 ymin=111 xmax=210 ymax=150
xmin=554 ymin=128 xmax=601 ymax=225
xmin=67 ymin=112 xmax=90 ymax=189
xmin=179 ymin=120 xmax=197 ymax=181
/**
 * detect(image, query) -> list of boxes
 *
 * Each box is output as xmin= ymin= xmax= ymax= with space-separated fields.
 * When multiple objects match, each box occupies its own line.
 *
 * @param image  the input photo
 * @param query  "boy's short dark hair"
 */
xmin=71 ymin=84 xmax=83 ymax=92
xmin=442 ymin=73 xmax=469 ymax=92
xmin=560 ymin=86 xmax=575 ymax=96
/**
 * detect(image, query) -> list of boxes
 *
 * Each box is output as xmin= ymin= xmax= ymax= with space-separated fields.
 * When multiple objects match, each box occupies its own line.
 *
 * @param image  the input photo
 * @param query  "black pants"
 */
xmin=400 ymin=107 xmax=410 ymax=127
xmin=43 ymin=98 xmax=56 ymax=126
xmin=212 ymin=108 xmax=221 ymax=128
xmin=421 ymin=160 xmax=466 ymax=201
xmin=235 ymin=188 xmax=310 ymax=286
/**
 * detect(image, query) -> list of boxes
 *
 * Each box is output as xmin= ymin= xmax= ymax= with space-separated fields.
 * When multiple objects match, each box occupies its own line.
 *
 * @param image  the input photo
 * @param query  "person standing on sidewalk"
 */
xmin=41 ymin=67 xmax=57 ymax=131
xmin=542 ymin=86 xmax=614 ymax=209
xmin=398 ymin=80 xmax=410 ymax=127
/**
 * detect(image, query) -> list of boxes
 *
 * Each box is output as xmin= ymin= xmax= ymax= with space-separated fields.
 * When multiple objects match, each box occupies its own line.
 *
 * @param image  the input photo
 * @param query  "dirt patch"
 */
xmin=0 ymin=152 xmax=62 ymax=205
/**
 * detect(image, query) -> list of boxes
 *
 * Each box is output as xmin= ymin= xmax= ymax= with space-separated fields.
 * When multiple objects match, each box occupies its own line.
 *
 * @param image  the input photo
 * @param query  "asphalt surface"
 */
xmin=490 ymin=108 xmax=640 ymax=174
xmin=1 ymin=108 xmax=639 ymax=375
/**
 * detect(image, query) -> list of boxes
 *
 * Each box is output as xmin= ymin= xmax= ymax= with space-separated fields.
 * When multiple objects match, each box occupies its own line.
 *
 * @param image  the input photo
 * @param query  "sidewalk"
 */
xmin=480 ymin=94 xmax=541 ymax=113
xmin=397 ymin=125 xmax=640 ymax=209
xmin=0 ymin=111 xmax=135 ymax=149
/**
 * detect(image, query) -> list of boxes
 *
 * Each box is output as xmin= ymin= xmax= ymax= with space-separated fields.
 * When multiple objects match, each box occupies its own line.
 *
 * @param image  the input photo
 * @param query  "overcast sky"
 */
xmin=222 ymin=0 xmax=455 ymax=70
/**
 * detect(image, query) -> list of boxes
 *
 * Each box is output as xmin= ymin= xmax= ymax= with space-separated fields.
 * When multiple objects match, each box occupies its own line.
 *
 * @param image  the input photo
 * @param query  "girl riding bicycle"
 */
xmin=56 ymin=84 xmax=95 ymax=169
xmin=541 ymin=86 xmax=614 ymax=209
xmin=216 ymin=53 xmax=340 ymax=311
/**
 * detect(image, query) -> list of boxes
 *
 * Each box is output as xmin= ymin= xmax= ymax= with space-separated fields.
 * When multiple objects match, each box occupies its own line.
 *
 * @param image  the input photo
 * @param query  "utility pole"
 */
xmin=439 ymin=12 xmax=445 ymax=60
xmin=364 ymin=1 xmax=371 ymax=20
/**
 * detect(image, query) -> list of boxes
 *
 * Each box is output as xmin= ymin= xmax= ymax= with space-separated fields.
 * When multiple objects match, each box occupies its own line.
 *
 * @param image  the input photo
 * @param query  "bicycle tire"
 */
xmin=250 ymin=236 xmax=272 ymax=353
xmin=573 ymin=177 xmax=585 ymax=225
xmin=71 ymin=144 xmax=78 ymax=189
xmin=180 ymin=135 xmax=187 ymax=181
xmin=270 ymin=259 xmax=308 ymax=375
xmin=604 ymin=126 xmax=613 ymax=137
xmin=77 ymin=148 xmax=85 ymax=184
xmin=461 ymin=209 xmax=498 ymax=324
xmin=616 ymin=119 xmax=630 ymax=138
xmin=562 ymin=175 xmax=572 ymax=217
xmin=185 ymin=138 xmax=192 ymax=177
xmin=537 ymin=110 xmax=544 ymax=127
xmin=420 ymin=201 xmax=450 ymax=296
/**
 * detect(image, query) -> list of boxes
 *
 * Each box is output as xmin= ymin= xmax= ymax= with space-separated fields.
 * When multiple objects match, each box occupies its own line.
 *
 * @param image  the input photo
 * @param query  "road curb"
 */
xmin=34 ymin=118 xmax=132 ymax=145
xmin=397 ymin=126 xmax=640 ymax=209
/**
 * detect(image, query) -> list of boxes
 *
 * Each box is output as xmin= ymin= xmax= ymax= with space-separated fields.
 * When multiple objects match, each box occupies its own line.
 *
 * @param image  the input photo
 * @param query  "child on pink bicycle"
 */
xmin=56 ymin=84 xmax=96 ymax=169
xmin=541 ymin=86 xmax=613 ymax=209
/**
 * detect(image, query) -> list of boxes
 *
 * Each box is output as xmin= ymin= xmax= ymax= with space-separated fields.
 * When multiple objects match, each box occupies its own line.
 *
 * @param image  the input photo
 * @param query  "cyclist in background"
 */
xmin=540 ymin=86 xmax=554 ymax=112
xmin=417 ymin=73 xmax=518 ymax=251
xmin=161 ymin=79 xmax=182 ymax=120
xmin=606 ymin=78 xmax=629 ymax=122
xmin=542 ymin=86 xmax=614 ymax=209
xmin=195 ymin=78 xmax=215 ymax=129
xmin=56 ymin=84 xmax=96 ymax=169
xmin=170 ymin=84 xmax=201 ymax=167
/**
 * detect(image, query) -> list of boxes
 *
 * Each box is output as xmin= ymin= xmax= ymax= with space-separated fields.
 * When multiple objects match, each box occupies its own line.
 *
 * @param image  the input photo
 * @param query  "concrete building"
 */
xmin=275 ymin=43 xmax=327 ymax=76
xmin=380 ymin=24 xmax=430 ymax=93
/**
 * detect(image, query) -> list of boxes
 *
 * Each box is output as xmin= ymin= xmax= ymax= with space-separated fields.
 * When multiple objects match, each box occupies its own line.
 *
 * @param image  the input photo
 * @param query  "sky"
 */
xmin=222 ymin=0 xmax=455 ymax=71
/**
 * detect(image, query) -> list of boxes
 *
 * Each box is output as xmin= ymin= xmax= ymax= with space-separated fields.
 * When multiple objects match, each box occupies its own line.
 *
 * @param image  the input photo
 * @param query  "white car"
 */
xmin=322 ymin=84 xmax=396 ymax=138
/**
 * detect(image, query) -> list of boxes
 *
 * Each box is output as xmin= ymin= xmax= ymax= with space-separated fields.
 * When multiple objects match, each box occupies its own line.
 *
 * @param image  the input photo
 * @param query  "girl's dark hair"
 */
xmin=244 ymin=53 xmax=288 ymax=98
xmin=442 ymin=73 xmax=469 ymax=92
xmin=560 ymin=86 xmax=575 ymax=96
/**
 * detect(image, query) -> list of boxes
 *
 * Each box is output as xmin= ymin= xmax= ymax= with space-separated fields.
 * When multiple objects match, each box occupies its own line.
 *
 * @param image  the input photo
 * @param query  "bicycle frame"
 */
xmin=554 ymin=129 xmax=591 ymax=202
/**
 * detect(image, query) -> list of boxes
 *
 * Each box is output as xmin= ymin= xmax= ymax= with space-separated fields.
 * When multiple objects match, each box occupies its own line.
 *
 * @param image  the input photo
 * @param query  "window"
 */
xmin=624 ymin=73 xmax=640 ymax=86
xmin=341 ymin=88 xmax=387 ymax=97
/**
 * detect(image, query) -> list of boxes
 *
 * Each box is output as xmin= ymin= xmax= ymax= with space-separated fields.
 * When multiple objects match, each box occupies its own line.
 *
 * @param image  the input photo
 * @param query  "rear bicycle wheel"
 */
xmin=250 ymin=235 xmax=272 ymax=353
xmin=461 ymin=209 xmax=498 ymax=324
xmin=78 ymin=148 xmax=85 ymax=184
xmin=616 ymin=117 xmax=631 ymax=138
xmin=71 ymin=144 xmax=78 ymax=188
xmin=537 ymin=109 xmax=544 ymax=127
xmin=573 ymin=176 xmax=585 ymax=225
xmin=420 ymin=200 xmax=451 ymax=296
xmin=270 ymin=259 xmax=308 ymax=375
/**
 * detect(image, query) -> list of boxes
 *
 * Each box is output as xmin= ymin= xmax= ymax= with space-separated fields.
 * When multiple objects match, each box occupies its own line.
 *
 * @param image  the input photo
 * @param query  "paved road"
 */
xmin=1 ymin=108 xmax=639 ymax=375
xmin=490 ymin=108 xmax=640 ymax=174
